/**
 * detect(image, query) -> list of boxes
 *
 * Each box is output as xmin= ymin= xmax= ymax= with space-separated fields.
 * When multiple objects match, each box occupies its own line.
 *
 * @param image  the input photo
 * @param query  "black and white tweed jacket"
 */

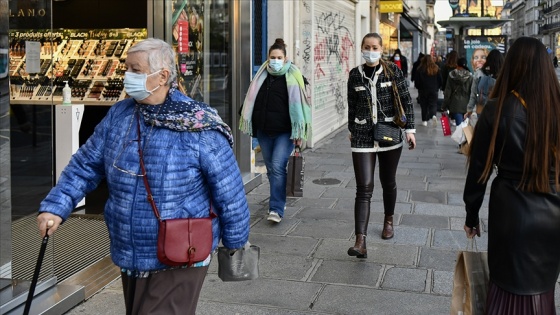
xmin=347 ymin=61 xmax=415 ymax=151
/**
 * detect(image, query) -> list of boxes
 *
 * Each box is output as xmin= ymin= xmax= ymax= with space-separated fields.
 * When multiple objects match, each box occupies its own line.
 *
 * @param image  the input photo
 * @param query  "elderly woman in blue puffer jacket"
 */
xmin=36 ymin=38 xmax=250 ymax=315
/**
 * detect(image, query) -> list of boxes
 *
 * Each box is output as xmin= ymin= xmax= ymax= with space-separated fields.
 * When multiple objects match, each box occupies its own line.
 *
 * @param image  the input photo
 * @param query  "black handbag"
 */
xmin=373 ymin=122 xmax=402 ymax=145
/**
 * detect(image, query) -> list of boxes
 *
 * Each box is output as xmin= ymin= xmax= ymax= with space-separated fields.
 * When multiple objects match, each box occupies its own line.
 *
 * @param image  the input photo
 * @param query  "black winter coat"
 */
xmin=414 ymin=68 xmax=442 ymax=93
xmin=347 ymin=62 xmax=415 ymax=150
xmin=390 ymin=55 xmax=408 ymax=77
xmin=464 ymin=96 xmax=560 ymax=295
xmin=252 ymin=74 xmax=291 ymax=135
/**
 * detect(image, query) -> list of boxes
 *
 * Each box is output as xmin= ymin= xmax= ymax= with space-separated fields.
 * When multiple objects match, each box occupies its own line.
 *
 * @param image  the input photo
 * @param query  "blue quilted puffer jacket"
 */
xmin=39 ymin=92 xmax=250 ymax=272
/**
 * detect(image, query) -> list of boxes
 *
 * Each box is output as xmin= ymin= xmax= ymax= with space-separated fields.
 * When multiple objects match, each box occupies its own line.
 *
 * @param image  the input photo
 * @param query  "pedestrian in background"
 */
xmin=442 ymin=57 xmax=472 ymax=126
xmin=414 ymin=55 xmax=442 ymax=126
xmin=436 ymin=55 xmax=445 ymax=70
xmin=441 ymin=50 xmax=458 ymax=92
xmin=37 ymin=38 xmax=250 ymax=314
xmin=466 ymin=49 xmax=504 ymax=119
xmin=410 ymin=52 xmax=424 ymax=104
xmin=346 ymin=33 xmax=416 ymax=258
xmin=390 ymin=48 xmax=408 ymax=82
xmin=463 ymin=36 xmax=560 ymax=314
xmin=240 ymin=38 xmax=311 ymax=223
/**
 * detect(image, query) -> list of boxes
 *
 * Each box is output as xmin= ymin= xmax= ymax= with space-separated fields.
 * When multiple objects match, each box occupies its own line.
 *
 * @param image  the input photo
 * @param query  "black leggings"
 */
xmin=352 ymin=147 xmax=403 ymax=235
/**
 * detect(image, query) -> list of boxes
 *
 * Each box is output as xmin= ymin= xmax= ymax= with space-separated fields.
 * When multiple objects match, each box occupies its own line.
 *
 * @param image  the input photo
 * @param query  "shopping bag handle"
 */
xmin=466 ymin=237 xmax=479 ymax=252
xmin=294 ymin=145 xmax=301 ymax=156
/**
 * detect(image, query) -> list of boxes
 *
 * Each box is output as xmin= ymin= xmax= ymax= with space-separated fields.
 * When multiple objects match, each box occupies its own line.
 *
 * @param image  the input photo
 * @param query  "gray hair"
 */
xmin=127 ymin=38 xmax=177 ymax=85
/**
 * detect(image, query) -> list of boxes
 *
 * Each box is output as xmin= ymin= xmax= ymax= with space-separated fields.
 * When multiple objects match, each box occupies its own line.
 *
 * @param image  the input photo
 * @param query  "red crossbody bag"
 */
xmin=136 ymin=113 xmax=215 ymax=266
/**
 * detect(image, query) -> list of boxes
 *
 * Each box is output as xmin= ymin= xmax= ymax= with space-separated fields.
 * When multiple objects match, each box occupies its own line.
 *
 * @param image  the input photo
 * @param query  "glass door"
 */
xmin=171 ymin=0 xmax=231 ymax=125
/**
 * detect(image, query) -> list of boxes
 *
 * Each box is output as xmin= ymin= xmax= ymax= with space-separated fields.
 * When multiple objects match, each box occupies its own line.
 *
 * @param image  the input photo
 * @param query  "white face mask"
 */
xmin=362 ymin=50 xmax=381 ymax=64
xmin=394 ymin=55 xmax=400 ymax=61
xmin=269 ymin=59 xmax=284 ymax=72
xmin=123 ymin=70 xmax=161 ymax=101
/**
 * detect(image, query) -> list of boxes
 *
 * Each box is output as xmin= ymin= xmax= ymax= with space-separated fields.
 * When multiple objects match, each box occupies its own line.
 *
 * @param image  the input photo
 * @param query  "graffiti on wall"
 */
xmin=312 ymin=10 xmax=354 ymax=117
xmin=301 ymin=20 xmax=312 ymax=75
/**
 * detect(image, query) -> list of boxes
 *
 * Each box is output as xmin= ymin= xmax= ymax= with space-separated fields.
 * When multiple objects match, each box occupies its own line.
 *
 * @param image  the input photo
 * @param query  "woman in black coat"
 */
xmin=414 ymin=55 xmax=442 ymax=126
xmin=463 ymin=37 xmax=560 ymax=314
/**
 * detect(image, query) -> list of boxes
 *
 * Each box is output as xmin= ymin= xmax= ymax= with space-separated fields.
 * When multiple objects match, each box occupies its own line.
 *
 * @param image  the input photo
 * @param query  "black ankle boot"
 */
xmin=347 ymin=234 xmax=367 ymax=258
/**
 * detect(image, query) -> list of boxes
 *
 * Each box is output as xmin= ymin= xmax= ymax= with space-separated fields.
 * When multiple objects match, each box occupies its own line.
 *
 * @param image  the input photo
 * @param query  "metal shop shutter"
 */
xmin=312 ymin=0 xmax=356 ymax=143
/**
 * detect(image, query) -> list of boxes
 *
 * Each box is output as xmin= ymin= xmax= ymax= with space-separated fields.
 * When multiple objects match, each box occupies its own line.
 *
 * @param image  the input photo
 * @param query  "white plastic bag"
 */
xmin=451 ymin=119 xmax=470 ymax=144
xmin=469 ymin=113 xmax=478 ymax=127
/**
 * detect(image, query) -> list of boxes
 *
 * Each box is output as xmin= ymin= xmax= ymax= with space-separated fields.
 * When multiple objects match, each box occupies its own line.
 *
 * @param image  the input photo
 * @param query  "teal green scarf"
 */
xmin=239 ymin=60 xmax=311 ymax=140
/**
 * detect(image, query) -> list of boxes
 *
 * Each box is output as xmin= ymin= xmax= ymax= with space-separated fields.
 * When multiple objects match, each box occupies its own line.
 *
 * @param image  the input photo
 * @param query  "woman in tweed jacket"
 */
xmin=347 ymin=33 xmax=416 ymax=258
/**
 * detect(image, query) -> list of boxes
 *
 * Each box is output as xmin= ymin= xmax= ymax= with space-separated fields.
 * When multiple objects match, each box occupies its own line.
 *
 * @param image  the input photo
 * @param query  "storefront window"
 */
xmin=172 ymin=0 xmax=231 ymax=125
xmin=1 ymin=0 xmax=56 ymax=306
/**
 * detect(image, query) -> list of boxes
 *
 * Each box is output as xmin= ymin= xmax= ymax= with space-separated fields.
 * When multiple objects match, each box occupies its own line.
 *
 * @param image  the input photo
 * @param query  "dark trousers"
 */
xmin=420 ymin=89 xmax=438 ymax=122
xmin=121 ymin=266 xmax=209 ymax=315
xmin=352 ymin=147 xmax=402 ymax=235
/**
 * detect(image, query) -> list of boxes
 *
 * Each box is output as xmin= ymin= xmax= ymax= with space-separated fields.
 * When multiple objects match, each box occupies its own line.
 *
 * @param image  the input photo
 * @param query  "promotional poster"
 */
xmin=463 ymin=36 xmax=506 ymax=72
xmin=172 ymin=0 xmax=204 ymax=101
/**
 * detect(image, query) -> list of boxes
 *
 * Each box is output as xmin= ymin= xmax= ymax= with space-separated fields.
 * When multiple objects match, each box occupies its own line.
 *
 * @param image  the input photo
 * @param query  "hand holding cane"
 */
xmin=23 ymin=219 xmax=54 ymax=315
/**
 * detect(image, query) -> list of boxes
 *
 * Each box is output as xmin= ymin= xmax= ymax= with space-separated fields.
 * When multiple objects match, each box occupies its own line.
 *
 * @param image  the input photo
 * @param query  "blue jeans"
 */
xmin=256 ymin=130 xmax=294 ymax=217
xmin=452 ymin=112 xmax=464 ymax=126
xmin=252 ymin=137 xmax=259 ymax=150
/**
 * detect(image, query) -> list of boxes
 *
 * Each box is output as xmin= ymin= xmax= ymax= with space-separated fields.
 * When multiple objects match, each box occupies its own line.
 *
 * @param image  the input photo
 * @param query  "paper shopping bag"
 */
xmin=441 ymin=113 xmax=452 ymax=136
xmin=458 ymin=120 xmax=475 ymax=155
xmin=463 ymin=122 xmax=474 ymax=144
xmin=286 ymin=149 xmax=304 ymax=197
xmin=450 ymin=250 xmax=489 ymax=315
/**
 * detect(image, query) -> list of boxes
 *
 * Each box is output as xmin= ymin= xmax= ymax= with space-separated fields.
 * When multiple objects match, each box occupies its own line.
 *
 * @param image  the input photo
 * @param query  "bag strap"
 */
xmin=383 ymin=62 xmax=406 ymax=117
xmin=135 ymin=111 xmax=216 ymax=221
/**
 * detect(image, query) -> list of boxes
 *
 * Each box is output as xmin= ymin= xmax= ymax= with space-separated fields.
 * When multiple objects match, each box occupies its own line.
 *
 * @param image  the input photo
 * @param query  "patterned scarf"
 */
xmin=239 ymin=60 xmax=312 ymax=140
xmin=138 ymin=83 xmax=234 ymax=147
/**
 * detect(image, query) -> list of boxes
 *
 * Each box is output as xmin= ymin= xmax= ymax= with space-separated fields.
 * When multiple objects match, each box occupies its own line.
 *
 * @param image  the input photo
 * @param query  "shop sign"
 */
xmin=379 ymin=1 xmax=403 ymax=13
xmin=9 ymin=0 xmax=52 ymax=29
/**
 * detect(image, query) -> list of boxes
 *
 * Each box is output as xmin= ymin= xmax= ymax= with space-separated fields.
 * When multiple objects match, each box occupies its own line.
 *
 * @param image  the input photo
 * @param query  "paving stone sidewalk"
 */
xmin=66 ymin=85 xmax=560 ymax=315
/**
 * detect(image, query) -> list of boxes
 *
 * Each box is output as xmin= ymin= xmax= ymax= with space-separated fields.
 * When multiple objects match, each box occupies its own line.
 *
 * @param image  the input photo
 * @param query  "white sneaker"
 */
xmin=432 ymin=115 xmax=438 ymax=126
xmin=267 ymin=211 xmax=282 ymax=223
xmin=422 ymin=121 xmax=428 ymax=126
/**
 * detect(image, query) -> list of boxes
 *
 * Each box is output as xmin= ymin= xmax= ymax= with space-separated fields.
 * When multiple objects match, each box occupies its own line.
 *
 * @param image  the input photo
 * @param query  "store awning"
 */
xmin=400 ymin=12 xmax=422 ymax=32
xmin=437 ymin=17 xmax=513 ymax=34
xmin=390 ymin=23 xmax=413 ymax=39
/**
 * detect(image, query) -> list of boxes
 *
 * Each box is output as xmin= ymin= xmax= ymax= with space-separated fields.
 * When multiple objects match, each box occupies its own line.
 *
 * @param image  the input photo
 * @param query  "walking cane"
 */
xmin=23 ymin=220 xmax=53 ymax=315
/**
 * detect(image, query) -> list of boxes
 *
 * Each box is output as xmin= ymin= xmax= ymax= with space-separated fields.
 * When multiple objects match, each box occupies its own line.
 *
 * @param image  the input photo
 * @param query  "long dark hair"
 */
xmin=418 ymin=55 xmax=439 ymax=76
xmin=481 ymin=49 xmax=504 ymax=78
xmin=445 ymin=50 xmax=458 ymax=68
xmin=475 ymin=37 xmax=560 ymax=192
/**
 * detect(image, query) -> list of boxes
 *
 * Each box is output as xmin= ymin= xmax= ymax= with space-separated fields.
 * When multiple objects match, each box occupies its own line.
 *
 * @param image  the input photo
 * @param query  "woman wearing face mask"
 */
xmin=240 ymin=38 xmax=311 ymax=223
xmin=390 ymin=48 xmax=408 ymax=81
xmin=347 ymin=33 xmax=416 ymax=258
xmin=36 ymin=38 xmax=250 ymax=314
